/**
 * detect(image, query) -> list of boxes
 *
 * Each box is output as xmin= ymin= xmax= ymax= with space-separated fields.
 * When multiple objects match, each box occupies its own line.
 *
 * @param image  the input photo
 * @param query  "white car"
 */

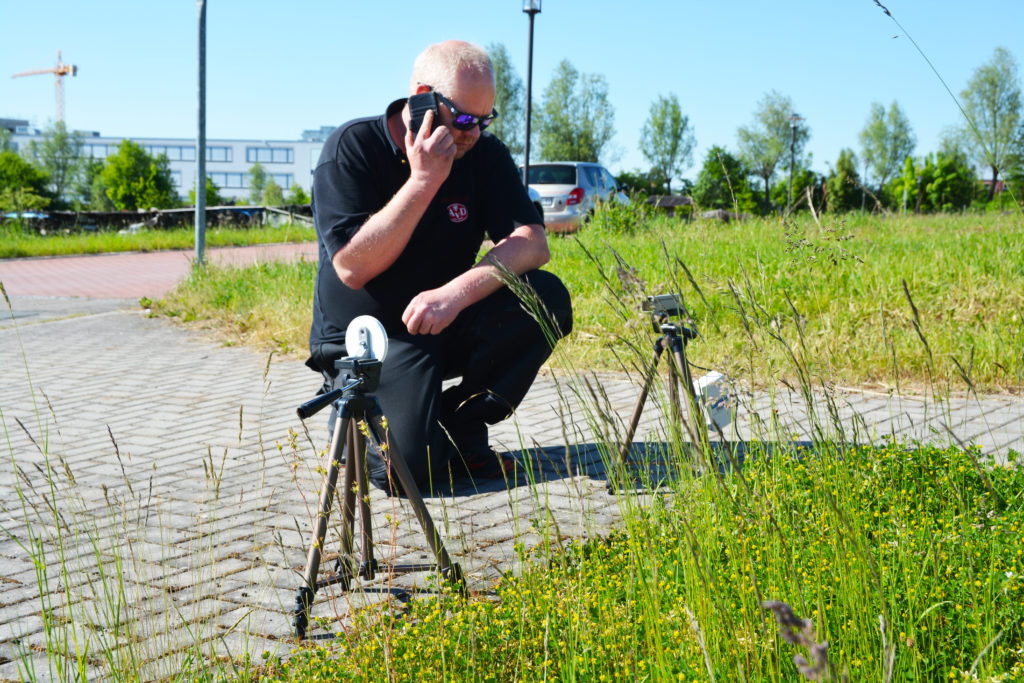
xmin=527 ymin=186 xmax=544 ymax=221
xmin=522 ymin=161 xmax=629 ymax=233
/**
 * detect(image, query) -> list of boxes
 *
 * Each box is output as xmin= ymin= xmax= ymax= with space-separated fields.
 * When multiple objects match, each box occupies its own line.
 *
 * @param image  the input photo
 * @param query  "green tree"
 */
xmin=959 ymin=47 xmax=1023 ymax=201
xmin=0 ymin=150 xmax=49 ymax=197
xmin=736 ymin=91 xmax=808 ymax=209
xmin=1001 ymin=160 xmax=1024 ymax=208
xmin=616 ymin=168 xmax=669 ymax=196
xmin=27 ymin=121 xmax=84 ymax=209
xmin=859 ymin=100 xmax=916 ymax=192
xmin=889 ymin=156 xmax=920 ymax=214
xmin=927 ymin=151 xmax=979 ymax=212
xmin=692 ymin=146 xmax=756 ymax=213
xmin=0 ymin=150 xmax=51 ymax=214
xmin=249 ymin=163 xmax=268 ymax=204
xmin=487 ymin=42 xmax=524 ymax=161
xmin=98 ymin=140 xmax=177 ymax=210
xmin=0 ymin=129 xmax=14 ymax=152
xmin=536 ymin=60 xmax=615 ymax=163
xmin=0 ymin=186 xmax=51 ymax=215
xmin=825 ymin=148 xmax=862 ymax=213
xmin=262 ymin=178 xmax=285 ymax=206
xmin=75 ymin=158 xmax=111 ymax=210
xmin=189 ymin=176 xmax=225 ymax=206
xmin=639 ymin=93 xmax=695 ymax=195
xmin=287 ymin=183 xmax=310 ymax=205
xmin=889 ymin=156 xmax=953 ymax=214
xmin=770 ymin=168 xmax=824 ymax=213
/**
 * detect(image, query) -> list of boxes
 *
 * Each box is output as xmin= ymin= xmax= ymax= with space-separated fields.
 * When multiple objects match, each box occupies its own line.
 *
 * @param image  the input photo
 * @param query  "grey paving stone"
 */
xmin=0 ymin=654 xmax=51 ymax=683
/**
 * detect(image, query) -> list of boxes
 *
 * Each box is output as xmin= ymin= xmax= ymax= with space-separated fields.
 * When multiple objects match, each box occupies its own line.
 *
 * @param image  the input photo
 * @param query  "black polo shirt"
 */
xmin=309 ymin=99 xmax=542 ymax=348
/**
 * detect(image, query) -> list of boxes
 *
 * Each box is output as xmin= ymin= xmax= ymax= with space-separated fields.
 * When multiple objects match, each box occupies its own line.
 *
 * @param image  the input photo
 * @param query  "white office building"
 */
xmin=6 ymin=121 xmax=334 ymax=203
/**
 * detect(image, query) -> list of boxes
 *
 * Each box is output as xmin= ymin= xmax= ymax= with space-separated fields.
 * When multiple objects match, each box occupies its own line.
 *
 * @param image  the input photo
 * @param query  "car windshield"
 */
xmin=526 ymin=165 xmax=577 ymax=185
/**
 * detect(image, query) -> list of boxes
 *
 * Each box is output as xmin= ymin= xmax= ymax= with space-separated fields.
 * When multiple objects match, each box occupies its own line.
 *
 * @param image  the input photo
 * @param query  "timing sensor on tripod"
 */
xmin=345 ymin=315 xmax=388 ymax=363
xmin=296 ymin=316 xmax=389 ymax=420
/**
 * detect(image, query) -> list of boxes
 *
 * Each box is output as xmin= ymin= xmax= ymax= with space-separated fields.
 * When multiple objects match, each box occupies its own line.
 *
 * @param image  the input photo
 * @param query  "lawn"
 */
xmin=0 ymin=222 xmax=315 ymax=259
xmin=154 ymin=210 xmax=1024 ymax=394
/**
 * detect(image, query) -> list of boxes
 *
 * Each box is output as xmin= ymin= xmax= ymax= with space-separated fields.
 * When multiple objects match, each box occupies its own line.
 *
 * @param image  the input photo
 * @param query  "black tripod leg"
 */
xmin=366 ymin=408 xmax=465 ymax=594
xmin=667 ymin=342 xmax=684 ymax=430
xmin=671 ymin=341 xmax=709 ymax=449
xmin=294 ymin=413 xmax=349 ymax=639
xmin=618 ymin=343 xmax=664 ymax=465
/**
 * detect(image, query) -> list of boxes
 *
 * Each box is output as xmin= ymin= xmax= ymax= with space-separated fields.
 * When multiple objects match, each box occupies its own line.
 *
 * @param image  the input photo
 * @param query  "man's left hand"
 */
xmin=402 ymin=287 xmax=463 ymax=335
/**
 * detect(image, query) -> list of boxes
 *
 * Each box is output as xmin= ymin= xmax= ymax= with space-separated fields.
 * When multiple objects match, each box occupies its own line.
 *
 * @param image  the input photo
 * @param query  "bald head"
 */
xmin=410 ymin=40 xmax=494 ymax=96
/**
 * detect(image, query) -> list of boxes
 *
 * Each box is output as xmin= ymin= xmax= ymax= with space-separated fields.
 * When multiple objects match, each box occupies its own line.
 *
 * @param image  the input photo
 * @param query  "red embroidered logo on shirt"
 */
xmin=447 ymin=203 xmax=468 ymax=223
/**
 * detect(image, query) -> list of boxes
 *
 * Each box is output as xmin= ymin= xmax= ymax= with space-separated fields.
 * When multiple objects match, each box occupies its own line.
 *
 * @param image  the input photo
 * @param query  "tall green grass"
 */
xmin=261 ymin=443 xmax=1023 ymax=681
xmin=157 ymin=260 xmax=315 ymax=356
xmin=155 ymin=211 xmax=1024 ymax=393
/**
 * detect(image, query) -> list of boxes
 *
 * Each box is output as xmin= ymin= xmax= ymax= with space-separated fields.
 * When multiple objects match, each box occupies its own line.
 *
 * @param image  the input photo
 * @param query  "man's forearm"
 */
xmin=330 ymin=176 xmax=440 ymax=289
xmin=447 ymin=224 xmax=550 ymax=309
xmin=399 ymin=223 xmax=550 ymax=335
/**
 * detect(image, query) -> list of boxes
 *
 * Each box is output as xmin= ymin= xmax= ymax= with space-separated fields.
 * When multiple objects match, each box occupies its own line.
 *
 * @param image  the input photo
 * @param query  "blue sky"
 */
xmin=2 ymin=1 xmax=1021 ymax=181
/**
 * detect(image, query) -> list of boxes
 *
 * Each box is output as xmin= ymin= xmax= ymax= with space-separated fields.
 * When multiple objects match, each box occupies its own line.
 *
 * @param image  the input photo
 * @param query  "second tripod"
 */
xmin=292 ymin=342 xmax=464 ymax=639
xmin=616 ymin=295 xmax=708 ymax=470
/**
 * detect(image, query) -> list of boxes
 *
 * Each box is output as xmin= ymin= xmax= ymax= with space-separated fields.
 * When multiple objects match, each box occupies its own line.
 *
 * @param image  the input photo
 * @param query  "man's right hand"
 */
xmin=405 ymin=109 xmax=456 ymax=187
xmin=329 ymin=107 xmax=456 ymax=290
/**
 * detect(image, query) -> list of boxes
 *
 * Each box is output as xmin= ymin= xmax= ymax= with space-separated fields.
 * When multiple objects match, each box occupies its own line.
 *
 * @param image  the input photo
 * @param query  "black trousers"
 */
xmin=308 ymin=270 xmax=572 ymax=492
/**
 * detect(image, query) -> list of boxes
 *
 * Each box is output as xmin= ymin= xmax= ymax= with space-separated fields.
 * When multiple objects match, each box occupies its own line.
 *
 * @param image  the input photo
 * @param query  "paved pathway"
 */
xmin=0 ymin=246 xmax=1020 ymax=680
xmin=0 ymin=242 xmax=318 ymax=299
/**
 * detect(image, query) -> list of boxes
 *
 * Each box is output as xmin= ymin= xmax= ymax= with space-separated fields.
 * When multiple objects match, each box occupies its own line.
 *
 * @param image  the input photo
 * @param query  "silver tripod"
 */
xmin=292 ymin=327 xmax=464 ymax=639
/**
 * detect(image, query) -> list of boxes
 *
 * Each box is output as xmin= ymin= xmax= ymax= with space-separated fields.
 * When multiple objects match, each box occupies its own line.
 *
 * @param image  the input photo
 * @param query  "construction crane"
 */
xmin=11 ymin=51 xmax=78 ymax=123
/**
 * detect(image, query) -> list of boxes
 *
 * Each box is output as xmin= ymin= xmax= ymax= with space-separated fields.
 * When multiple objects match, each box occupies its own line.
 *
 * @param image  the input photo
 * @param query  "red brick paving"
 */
xmin=0 ymin=242 xmax=318 ymax=299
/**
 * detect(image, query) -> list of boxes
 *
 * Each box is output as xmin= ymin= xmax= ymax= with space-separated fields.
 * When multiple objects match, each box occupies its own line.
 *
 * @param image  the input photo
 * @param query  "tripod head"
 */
xmin=642 ymin=293 xmax=697 ymax=341
xmin=335 ymin=353 xmax=381 ymax=395
xmin=297 ymin=316 xmax=388 ymax=420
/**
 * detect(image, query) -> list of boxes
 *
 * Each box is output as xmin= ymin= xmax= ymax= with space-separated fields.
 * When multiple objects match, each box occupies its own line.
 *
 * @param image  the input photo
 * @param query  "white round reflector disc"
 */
xmin=345 ymin=315 xmax=388 ymax=362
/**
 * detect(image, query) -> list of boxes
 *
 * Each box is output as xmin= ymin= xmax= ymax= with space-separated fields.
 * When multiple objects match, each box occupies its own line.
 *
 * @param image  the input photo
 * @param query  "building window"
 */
xmin=208 ymin=172 xmax=246 ymax=189
xmin=207 ymin=146 xmax=232 ymax=162
xmin=246 ymin=146 xmax=294 ymax=164
xmin=83 ymin=143 xmax=109 ymax=159
xmin=170 ymin=170 xmax=182 ymax=188
xmin=272 ymin=173 xmax=293 ymax=189
xmin=142 ymin=144 xmax=200 ymax=162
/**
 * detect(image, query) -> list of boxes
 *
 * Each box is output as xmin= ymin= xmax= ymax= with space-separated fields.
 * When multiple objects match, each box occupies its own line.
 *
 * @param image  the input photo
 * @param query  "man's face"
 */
xmin=438 ymin=70 xmax=496 ymax=159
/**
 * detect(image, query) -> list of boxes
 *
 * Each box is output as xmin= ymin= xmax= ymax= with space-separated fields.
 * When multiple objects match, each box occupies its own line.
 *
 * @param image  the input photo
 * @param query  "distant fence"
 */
xmin=9 ymin=205 xmax=313 ymax=234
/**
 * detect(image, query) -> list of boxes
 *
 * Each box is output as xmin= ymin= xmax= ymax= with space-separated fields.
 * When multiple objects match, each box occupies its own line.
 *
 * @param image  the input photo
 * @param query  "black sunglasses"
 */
xmin=436 ymin=92 xmax=498 ymax=131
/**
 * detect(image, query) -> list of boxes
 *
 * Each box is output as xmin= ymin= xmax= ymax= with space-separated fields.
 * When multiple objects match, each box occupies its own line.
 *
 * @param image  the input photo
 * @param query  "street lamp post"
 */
xmin=195 ymin=0 xmax=207 ymax=266
xmin=786 ymin=113 xmax=803 ymax=214
xmin=522 ymin=0 xmax=540 ymax=188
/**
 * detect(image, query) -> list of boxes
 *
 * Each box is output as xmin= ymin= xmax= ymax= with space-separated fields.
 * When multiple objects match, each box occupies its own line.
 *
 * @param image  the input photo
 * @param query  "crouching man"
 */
xmin=306 ymin=40 xmax=572 ymax=493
